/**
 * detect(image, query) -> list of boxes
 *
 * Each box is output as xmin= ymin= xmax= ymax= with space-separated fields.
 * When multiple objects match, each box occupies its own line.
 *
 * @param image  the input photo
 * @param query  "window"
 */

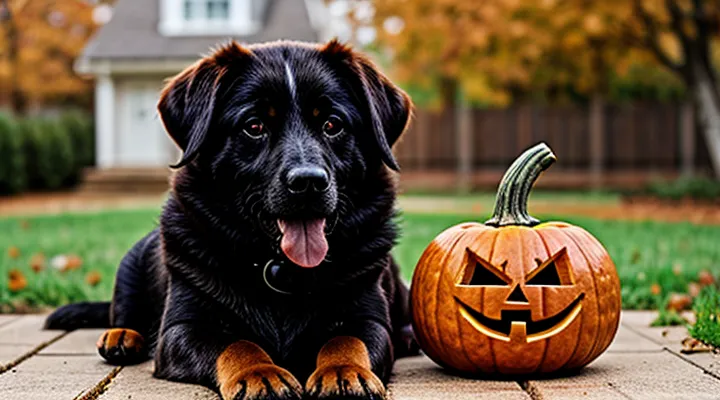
xmin=160 ymin=0 xmax=261 ymax=36
xmin=183 ymin=0 xmax=230 ymax=21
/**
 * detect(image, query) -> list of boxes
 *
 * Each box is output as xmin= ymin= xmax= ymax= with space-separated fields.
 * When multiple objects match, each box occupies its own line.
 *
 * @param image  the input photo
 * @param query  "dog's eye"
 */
xmin=243 ymin=117 xmax=266 ymax=139
xmin=322 ymin=116 xmax=344 ymax=138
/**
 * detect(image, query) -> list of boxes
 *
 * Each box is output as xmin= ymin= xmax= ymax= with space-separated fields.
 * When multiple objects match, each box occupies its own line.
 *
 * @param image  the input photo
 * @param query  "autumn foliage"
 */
xmin=360 ymin=0 xmax=718 ymax=106
xmin=0 ymin=0 xmax=100 ymax=111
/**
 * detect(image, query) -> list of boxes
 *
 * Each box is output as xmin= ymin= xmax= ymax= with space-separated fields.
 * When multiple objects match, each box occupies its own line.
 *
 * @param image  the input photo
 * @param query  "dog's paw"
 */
xmin=220 ymin=364 xmax=303 ymax=400
xmin=305 ymin=365 xmax=386 ymax=400
xmin=97 ymin=328 xmax=145 ymax=365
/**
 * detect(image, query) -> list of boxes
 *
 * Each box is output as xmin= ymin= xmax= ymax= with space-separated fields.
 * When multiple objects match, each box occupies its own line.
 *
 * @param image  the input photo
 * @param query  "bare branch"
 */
xmin=633 ymin=0 xmax=684 ymax=73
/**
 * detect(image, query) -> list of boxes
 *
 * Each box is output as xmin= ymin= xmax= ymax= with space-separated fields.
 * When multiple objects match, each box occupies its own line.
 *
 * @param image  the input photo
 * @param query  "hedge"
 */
xmin=0 ymin=112 xmax=93 ymax=195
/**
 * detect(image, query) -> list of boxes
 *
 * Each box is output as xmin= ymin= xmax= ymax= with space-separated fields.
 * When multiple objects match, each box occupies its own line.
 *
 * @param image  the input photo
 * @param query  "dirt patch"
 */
xmin=0 ymin=192 xmax=164 ymax=217
xmin=398 ymin=196 xmax=720 ymax=224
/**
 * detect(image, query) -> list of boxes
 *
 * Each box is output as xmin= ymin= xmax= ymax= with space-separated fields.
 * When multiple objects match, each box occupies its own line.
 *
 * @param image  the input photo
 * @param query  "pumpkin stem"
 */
xmin=485 ymin=143 xmax=556 ymax=227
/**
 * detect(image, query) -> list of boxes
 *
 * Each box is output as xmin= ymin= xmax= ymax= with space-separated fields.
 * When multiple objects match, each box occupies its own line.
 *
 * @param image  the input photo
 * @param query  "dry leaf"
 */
xmin=30 ymin=253 xmax=45 ymax=273
xmin=85 ymin=271 xmax=101 ymax=287
xmin=688 ymin=282 xmax=702 ymax=298
xmin=681 ymin=337 xmax=713 ymax=354
xmin=66 ymin=255 xmax=83 ymax=271
xmin=8 ymin=269 xmax=27 ymax=292
xmin=666 ymin=293 xmax=693 ymax=312
xmin=7 ymin=246 xmax=20 ymax=259
xmin=698 ymin=270 xmax=715 ymax=287
xmin=650 ymin=283 xmax=662 ymax=296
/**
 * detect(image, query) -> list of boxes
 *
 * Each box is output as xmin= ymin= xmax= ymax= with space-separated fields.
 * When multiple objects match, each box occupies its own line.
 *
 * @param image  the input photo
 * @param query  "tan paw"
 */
xmin=306 ymin=364 xmax=386 ymax=400
xmin=97 ymin=328 xmax=145 ymax=365
xmin=220 ymin=363 xmax=303 ymax=400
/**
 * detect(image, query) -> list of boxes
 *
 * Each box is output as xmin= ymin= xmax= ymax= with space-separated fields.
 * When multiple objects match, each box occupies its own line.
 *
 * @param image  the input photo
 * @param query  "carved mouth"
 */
xmin=456 ymin=294 xmax=584 ymax=343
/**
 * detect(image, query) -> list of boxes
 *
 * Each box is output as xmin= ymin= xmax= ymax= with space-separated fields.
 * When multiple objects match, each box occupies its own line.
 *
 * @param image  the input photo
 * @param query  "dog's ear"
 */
xmin=321 ymin=40 xmax=413 ymax=171
xmin=158 ymin=42 xmax=250 ymax=168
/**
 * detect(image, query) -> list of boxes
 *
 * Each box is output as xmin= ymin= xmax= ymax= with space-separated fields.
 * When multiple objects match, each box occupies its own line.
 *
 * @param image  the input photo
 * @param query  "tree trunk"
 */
xmin=691 ymin=64 xmax=720 ymax=178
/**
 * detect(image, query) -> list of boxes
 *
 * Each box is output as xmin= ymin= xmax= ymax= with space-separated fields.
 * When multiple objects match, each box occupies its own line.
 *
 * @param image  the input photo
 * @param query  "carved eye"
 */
xmin=322 ymin=115 xmax=344 ymax=138
xmin=243 ymin=117 xmax=266 ymax=139
xmin=526 ymin=248 xmax=573 ymax=286
xmin=460 ymin=250 xmax=510 ymax=286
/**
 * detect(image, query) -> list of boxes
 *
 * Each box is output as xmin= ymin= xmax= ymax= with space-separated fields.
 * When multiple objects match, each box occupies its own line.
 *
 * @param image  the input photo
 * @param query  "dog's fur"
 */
xmin=46 ymin=40 xmax=414 ymax=400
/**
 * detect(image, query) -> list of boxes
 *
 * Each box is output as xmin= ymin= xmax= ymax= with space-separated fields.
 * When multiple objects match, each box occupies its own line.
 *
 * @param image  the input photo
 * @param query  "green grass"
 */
xmin=689 ymin=286 xmax=720 ymax=348
xmin=1 ymin=207 xmax=719 ymax=310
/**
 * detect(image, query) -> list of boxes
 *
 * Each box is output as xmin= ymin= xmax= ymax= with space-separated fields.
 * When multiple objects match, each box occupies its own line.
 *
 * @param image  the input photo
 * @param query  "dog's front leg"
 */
xmin=217 ymin=340 xmax=303 ymax=400
xmin=306 ymin=321 xmax=391 ymax=400
xmin=155 ymin=323 xmax=303 ymax=400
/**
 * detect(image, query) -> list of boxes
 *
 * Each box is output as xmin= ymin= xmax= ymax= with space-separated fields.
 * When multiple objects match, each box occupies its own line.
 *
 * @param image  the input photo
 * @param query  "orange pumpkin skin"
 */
xmin=410 ymin=144 xmax=621 ymax=375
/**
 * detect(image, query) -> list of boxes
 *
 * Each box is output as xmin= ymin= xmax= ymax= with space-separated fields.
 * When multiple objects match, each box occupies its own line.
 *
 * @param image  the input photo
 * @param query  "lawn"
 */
xmin=1 ymin=206 xmax=719 ymax=310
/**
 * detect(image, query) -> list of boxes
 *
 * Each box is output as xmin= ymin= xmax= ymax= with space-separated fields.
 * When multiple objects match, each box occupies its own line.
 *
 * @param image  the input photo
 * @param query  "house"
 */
xmin=77 ymin=0 xmax=331 ymax=170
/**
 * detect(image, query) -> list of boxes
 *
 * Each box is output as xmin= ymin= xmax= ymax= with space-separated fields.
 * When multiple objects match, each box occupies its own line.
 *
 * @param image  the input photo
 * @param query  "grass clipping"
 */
xmin=688 ymin=286 xmax=720 ymax=349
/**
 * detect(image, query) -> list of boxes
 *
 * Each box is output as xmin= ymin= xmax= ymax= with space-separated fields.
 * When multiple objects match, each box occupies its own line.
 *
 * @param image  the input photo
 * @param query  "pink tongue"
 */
xmin=278 ymin=219 xmax=328 ymax=268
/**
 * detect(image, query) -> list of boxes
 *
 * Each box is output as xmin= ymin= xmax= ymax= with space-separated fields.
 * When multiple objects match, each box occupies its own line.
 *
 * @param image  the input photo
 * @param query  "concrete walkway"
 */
xmin=0 ymin=312 xmax=717 ymax=399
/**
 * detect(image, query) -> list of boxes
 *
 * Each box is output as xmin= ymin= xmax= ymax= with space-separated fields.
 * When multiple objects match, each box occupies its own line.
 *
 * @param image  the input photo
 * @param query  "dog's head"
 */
xmin=158 ymin=40 xmax=412 ymax=268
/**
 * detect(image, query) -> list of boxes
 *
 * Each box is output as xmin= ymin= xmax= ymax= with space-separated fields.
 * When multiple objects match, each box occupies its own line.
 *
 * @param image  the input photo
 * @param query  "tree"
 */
xmin=0 ymin=0 xmax=99 ymax=114
xmin=626 ymin=0 xmax=720 ymax=177
xmin=351 ymin=0 xmax=720 ymax=177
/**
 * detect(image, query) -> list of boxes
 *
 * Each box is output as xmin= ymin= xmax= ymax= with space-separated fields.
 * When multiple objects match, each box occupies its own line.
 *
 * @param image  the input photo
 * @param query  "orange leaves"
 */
xmin=8 ymin=269 xmax=27 ymax=292
xmin=0 ymin=0 xmax=99 ymax=103
xmin=7 ymin=246 xmax=20 ymax=259
xmin=30 ymin=253 xmax=45 ymax=273
xmin=50 ymin=254 xmax=83 ymax=273
xmin=85 ymin=271 xmax=102 ymax=287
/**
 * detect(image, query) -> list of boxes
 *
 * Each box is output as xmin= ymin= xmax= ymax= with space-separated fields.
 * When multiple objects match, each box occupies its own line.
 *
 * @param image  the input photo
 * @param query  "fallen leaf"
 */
xmin=85 ymin=271 xmax=101 ymax=286
xmin=666 ymin=293 xmax=692 ymax=312
xmin=66 ymin=255 xmax=83 ymax=271
xmin=681 ymin=337 xmax=713 ymax=354
xmin=688 ymin=282 xmax=702 ymax=298
xmin=661 ymin=329 xmax=669 ymax=337
xmin=7 ymin=246 xmax=20 ymax=259
xmin=8 ymin=269 xmax=27 ymax=292
xmin=30 ymin=253 xmax=45 ymax=273
xmin=698 ymin=270 xmax=715 ymax=287
xmin=650 ymin=283 xmax=662 ymax=296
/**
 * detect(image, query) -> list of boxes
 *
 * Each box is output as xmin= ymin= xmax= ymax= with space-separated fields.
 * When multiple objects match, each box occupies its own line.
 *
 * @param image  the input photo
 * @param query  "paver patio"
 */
xmin=0 ymin=312 xmax=717 ymax=399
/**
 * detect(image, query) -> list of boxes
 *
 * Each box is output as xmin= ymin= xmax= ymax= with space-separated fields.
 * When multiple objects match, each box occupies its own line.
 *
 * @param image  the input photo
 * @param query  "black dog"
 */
xmin=46 ymin=39 xmax=414 ymax=400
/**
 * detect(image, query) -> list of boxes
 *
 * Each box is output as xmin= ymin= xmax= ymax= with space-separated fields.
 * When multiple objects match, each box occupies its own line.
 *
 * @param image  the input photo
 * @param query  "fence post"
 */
xmin=680 ymin=102 xmax=695 ymax=177
xmin=456 ymin=104 xmax=473 ymax=192
xmin=415 ymin=110 xmax=428 ymax=172
xmin=589 ymin=94 xmax=606 ymax=189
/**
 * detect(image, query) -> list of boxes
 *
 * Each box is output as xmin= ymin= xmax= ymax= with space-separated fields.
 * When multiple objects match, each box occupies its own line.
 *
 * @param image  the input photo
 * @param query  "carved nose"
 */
xmin=286 ymin=166 xmax=330 ymax=194
xmin=507 ymin=285 xmax=529 ymax=303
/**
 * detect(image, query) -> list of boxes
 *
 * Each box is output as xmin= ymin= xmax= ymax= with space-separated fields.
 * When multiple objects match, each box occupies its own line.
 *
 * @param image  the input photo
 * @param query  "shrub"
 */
xmin=0 ymin=113 xmax=26 ymax=194
xmin=21 ymin=118 xmax=75 ymax=190
xmin=645 ymin=177 xmax=720 ymax=201
xmin=59 ymin=111 xmax=94 ymax=184
xmin=60 ymin=111 xmax=94 ymax=168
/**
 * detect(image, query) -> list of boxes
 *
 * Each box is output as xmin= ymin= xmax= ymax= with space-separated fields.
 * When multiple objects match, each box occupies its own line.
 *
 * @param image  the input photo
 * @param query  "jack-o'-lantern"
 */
xmin=410 ymin=143 xmax=621 ymax=375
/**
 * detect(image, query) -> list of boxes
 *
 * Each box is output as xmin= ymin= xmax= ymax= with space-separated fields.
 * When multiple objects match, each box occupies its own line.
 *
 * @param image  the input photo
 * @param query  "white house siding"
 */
xmin=112 ymin=76 xmax=179 ymax=168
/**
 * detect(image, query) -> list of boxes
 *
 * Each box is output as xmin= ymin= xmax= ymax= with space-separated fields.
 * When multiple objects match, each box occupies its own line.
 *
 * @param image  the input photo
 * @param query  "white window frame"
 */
xmin=159 ymin=0 xmax=261 ymax=37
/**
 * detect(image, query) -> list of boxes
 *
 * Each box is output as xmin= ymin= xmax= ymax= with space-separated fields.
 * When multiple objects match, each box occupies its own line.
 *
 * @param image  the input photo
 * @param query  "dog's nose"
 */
xmin=286 ymin=166 xmax=330 ymax=193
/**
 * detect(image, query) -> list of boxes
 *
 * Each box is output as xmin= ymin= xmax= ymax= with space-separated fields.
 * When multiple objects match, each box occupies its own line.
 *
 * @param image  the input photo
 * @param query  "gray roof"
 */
xmin=82 ymin=0 xmax=319 ymax=61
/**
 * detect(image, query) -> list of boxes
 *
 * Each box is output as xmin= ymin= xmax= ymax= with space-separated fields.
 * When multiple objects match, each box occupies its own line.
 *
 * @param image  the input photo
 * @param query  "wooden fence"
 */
xmin=394 ymin=102 xmax=712 ymax=190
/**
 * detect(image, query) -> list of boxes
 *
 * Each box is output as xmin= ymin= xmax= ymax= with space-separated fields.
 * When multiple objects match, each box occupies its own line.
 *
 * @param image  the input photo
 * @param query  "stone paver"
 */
xmin=0 ymin=355 xmax=116 ymax=400
xmin=389 ymin=356 xmax=529 ymax=399
xmin=0 ymin=313 xmax=717 ymax=399
xmin=38 ymin=329 xmax=105 ymax=356
xmin=530 ymin=351 xmax=720 ymax=399
xmin=0 ymin=315 xmax=61 ymax=345
xmin=102 ymin=361 xmax=218 ymax=400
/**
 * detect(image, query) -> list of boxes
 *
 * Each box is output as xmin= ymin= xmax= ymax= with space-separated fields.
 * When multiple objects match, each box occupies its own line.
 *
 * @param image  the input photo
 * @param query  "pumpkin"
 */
xmin=410 ymin=143 xmax=621 ymax=375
